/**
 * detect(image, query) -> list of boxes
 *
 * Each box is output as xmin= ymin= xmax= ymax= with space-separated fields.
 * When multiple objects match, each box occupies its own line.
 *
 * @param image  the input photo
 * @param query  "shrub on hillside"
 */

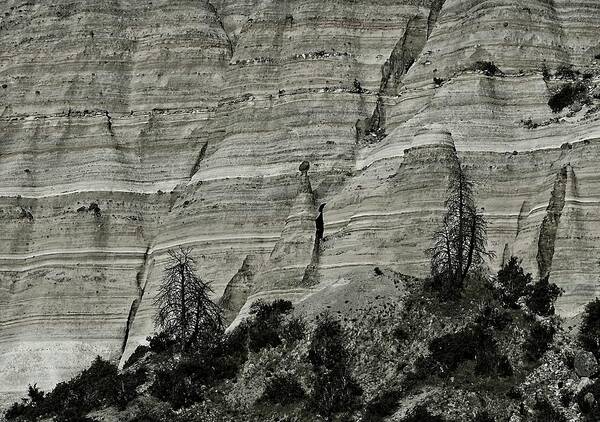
xmin=525 ymin=276 xmax=563 ymax=316
xmin=421 ymin=324 xmax=511 ymax=377
xmin=5 ymin=356 xmax=146 ymax=421
xmin=149 ymin=340 xmax=241 ymax=409
xmin=309 ymin=313 xmax=362 ymax=418
xmin=523 ymin=322 xmax=555 ymax=361
xmin=579 ymin=298 xmax=600 ymax=358
xmin=147 ymin=331 xmax=177 ymax=354
xmin=261 ymin=373 xmax=306 ymax=405
xmin=476 ymin=303 xmax=512 ymax=331
xmin=497 ymin=256 xmax=532 ymax=308
xmin=247 ymin=299 xmax=294 ymax=352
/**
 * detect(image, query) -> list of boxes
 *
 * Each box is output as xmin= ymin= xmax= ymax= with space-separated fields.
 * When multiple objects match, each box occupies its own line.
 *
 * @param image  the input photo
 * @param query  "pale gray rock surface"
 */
xmin=0 ymin=0 xmax=600 ymax=402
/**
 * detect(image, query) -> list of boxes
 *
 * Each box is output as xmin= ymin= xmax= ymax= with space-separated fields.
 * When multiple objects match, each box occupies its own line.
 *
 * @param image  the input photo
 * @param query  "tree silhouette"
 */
xmin=154 ymin=247 xmax=223 ymax=352
xmin=428 ymin=163 xmax=493 ymax=296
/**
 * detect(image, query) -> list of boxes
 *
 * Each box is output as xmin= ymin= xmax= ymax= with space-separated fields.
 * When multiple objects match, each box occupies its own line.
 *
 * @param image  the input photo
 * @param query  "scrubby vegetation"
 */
xmin=497 ymin=256 xmax=532 ymax=308
xmin=579 ymin=298 xmax=600 ymax=359
xmin=5 ymin=357 xmax=146 ymax=421
xmin=309 ymin=313 xmax=362 ymax=418
xmin=5 ymin=226 xmax=581 ymax=422
xmin=525 ymin=275 xmax=563 ymax=316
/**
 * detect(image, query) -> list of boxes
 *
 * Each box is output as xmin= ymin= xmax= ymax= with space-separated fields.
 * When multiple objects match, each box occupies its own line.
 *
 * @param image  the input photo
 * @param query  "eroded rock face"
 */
xmin=1 ymin=0 xmax=600 ymax=400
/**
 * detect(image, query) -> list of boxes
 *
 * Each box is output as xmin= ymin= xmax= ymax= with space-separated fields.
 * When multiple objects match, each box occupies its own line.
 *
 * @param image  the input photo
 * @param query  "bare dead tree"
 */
xmin=427 ymin=163 xmax=493 ymax=296
xmin=153 ymin=247 xmax=224 ymax=352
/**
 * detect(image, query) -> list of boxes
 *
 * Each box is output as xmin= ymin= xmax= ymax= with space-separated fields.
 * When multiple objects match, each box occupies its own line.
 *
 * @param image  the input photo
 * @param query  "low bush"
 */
xmin=523 ymin=322 xmax=555 ymax=361
xmin=309 ymin=313 xmax=362 ymax=418
xmin=261 ymin=373 xmax=305 ymax=405
xmin=147 ymin=331 xmax=177 ymax=354
xmin=421 ymin=323 xmax=510 ymax=377
xmin=579 ymin=298 xmax=600 ymax=358
xmin=476 ymin=304 xmax=512 ymax=331
xmin=497 ymin=256 xmax=532 ymax=308
xmin=247 ymin=299 xmax=294 ymax=352
xmin=525 ymin=276 xmax=563 ymax=316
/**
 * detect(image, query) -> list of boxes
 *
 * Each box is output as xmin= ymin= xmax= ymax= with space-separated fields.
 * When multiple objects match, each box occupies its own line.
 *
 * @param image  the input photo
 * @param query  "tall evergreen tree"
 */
xmin=154 ymin=247 xmax=223 ymax=352
xmin=428 ymin=163 xmax=492 ymax=296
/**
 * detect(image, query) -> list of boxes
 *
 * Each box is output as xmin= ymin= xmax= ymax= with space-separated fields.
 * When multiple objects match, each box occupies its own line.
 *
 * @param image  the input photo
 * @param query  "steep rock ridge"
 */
xmin=1 ymin=0 xmax=600 ymax=401
xmin=536 ymin=165 xmax=568 ymax=279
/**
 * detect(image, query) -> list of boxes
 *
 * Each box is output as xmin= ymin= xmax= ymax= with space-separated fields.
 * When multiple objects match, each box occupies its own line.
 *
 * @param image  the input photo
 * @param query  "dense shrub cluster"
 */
xmin=5 ymin=357 xmax=146 ymax=421
xmin=579 ymin=298 xmax=600 ymax=358
xmin=416 ymin=310 xmax=513 ymax=379
xmin=525 ymin=275 xmax=563 ymax=316
xmin=497 ymin=257 xmax=532 ymax=308
xmin=149 ymin=299 xmax=305 ymax=410
xmin=496 ymin=257 xmax=562 ymax=316
xmin=309 ymin=313 xmax=362 ymax=418
xmin=523 ymin=322 xmax=555 ymax=361
xmin=246 ymin=299 xmax=304 ymax=352
xmin=260 ymin=373 xmax=306 ymax=405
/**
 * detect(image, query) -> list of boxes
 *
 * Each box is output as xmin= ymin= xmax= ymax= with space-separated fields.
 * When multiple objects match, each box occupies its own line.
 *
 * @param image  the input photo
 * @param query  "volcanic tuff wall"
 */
xmin=1 ymin=0 xmax=600 ymax=399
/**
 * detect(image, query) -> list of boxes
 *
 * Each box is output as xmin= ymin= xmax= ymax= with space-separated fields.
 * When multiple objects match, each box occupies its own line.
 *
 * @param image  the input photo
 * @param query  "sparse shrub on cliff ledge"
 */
xmin=579 ymin=298 xmax=600 ymax=359
xmin=472 ymin=61 xmax=503 ymax=77
xmin=548 ymin=82 xmax=589 ymax=113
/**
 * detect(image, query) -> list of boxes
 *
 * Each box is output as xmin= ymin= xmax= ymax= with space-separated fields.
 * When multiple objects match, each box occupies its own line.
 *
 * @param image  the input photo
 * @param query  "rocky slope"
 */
xmin=1 ymin=0 xmax=600 ymax=401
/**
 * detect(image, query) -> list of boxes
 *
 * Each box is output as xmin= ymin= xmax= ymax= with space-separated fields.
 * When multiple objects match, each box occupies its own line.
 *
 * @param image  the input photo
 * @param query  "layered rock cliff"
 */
xmin=1 ymin=0 xmax=600 ymax=401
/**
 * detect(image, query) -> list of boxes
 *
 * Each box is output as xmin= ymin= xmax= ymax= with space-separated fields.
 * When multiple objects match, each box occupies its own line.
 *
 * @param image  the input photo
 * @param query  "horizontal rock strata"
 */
xmin=1 ymin=0 xmax=600 ymax=402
